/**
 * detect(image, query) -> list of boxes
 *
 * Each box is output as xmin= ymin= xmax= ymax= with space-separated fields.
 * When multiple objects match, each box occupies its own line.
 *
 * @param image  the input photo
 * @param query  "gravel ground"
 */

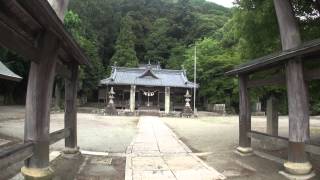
xmin=162 ymin=116 xmax=320 ymax=180
xmin=2 ymin=106 xmax=320 ymax=180
xmin=0 ymin=106 xmax=138 ymax=153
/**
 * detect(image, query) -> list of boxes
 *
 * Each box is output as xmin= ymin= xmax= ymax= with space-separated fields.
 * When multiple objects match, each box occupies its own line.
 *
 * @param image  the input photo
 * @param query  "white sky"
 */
xmin=206 ymin=0 xmax=234 ymax=8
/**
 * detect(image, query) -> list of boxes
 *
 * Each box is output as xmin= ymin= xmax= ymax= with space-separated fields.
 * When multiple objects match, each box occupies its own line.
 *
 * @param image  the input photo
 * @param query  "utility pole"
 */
xmin=194 ymin=44 xmax=197 ymax=112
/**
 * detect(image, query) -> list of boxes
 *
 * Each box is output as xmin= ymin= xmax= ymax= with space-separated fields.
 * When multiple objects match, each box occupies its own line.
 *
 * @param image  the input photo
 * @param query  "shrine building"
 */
xmin=99 ymin=64 xmax=198 ymax=114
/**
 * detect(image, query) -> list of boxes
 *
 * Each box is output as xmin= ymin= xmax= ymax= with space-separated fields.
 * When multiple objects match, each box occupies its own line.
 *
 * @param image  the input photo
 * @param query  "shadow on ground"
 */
xmin=52 ymin=154 xmax=125 ymax=180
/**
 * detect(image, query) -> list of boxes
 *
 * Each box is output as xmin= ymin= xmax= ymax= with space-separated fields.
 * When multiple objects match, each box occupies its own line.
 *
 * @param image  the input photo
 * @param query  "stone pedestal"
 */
xmin=105 ymin=103 xmax=117 ymax=115
xmin=235 ymin=146 xmax=253 ymax=156
xmin=21 ymin=166 xmax=53 ymax=180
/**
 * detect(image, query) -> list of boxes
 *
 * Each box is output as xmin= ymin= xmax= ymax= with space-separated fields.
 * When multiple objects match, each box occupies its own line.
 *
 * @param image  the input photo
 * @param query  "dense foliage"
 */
xmin=1 ymin=0 xmax=320 ymax=114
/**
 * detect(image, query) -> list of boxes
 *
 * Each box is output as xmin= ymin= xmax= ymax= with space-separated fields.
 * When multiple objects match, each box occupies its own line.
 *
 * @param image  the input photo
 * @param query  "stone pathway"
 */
xmin=125 ymin=116 xmax=225 ymax=180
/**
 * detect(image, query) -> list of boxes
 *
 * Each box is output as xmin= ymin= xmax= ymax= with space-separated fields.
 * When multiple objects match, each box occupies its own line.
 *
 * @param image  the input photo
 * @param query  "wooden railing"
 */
xmin=0 ymin=128 xmax=70 ymax=179
xmin=248 ymin=130 xmax=320 ymax=155
xmin=49 ymin=128 xmax=70 ymax=145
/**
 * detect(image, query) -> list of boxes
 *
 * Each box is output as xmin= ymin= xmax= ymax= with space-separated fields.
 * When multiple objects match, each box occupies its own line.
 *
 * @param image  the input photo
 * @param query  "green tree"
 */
xmin=183 ymin=38 xmax=241 ymax=112
xmin=64 ymin=11 xmax=105 ymax=99
xmin=110 ymin=15 xmax=139 ymax=67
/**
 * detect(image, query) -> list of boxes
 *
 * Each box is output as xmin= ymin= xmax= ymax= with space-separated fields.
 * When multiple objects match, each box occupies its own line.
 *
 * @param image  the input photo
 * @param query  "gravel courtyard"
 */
xmin=162 ymin=116 xmax=320 ymax=179
xmin=1 ymin=106 xmax=320 ymax=179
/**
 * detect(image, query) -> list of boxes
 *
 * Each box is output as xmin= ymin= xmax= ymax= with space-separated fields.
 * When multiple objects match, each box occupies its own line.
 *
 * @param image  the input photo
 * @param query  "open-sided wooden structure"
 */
xmin=226 ymin=38 xmax=320 ymax=177
xmin=0 ymin=0 xmax=89 ymax=179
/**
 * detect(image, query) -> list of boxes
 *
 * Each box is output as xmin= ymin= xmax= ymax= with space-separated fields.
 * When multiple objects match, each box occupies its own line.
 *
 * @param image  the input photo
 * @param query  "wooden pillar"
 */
xmin=130 ymin=85 xmax=136 ymax=112
xmin=122 ymin=91 xmax=125 ymax=109
xmin=236 ymin=75 xmax=252 ymax=155
xmin=64 ymin=63 xmax=79 ymax=153
xmin=273 ymin=0 xmax=312 ymax=175
xmin=165 ymin=87 xmax=170 ymax=114
xmin=22 ymin=32 xmax=60 ymax=179
xmin=157 ymin=91 xmax=160 ymax=108
xmin=284 ymin=59 xmax=312 ymax=174
xmin=266 ymin=95 xmax=278 ymax=136
xmin=138 ymin=90 xmax=142 ymax=107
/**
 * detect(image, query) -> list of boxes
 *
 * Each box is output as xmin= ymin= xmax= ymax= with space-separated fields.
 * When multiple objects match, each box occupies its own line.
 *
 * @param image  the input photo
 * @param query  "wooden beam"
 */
xmin=248 ymin=67 xmax=320 ymax=88
xmin=0 ymin=19 xmax=38 ymax=62
xmin=248 ymin=131 xmax=320 ymax=156
xmin=248 ymin=75 xmax=285 ymax=88
xmin=0 ymin=142 xmax=33 ymax=170
xmin=64 ymin=63 xmax=79 ymax=151
xmin=49 ymin=128 xmax=71 ymax=145
xmin=248 ymin=131 xmax=288 ymax=145
xmin=305 ymin=67 xmax=320 ymax=80
xmin=1 ymin=0 xmax=42 ymax=32
xmin=17 ymin=0 xmax=90 ymax=65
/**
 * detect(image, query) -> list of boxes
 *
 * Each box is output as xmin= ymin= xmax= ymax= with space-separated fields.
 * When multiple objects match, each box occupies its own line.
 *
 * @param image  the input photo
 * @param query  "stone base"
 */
xmin=181 ymin=106 xmax=193 ymax=118
xmin=235 ymin=147 xmax=253 ymax=156
xmin=105 ymin=104 xmax=118 ymax=115
xmin=63 ymin=147 xmax=80 ymax=154
xmin=283 ymin=161 xmax=313 ymax=175
xmin=279 ymin=170 xmax=315 ymax=180
xmin=21 ymin=166 xmax=53 ymax=180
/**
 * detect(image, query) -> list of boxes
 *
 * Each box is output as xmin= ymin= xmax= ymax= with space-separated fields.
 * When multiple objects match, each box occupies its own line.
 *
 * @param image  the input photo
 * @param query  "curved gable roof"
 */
xmin=100 ymin=66 xmax=198 ymax=88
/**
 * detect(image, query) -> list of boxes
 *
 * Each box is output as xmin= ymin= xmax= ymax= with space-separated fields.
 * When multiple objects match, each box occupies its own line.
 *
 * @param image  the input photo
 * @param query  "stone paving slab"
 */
xmin=125 ymin=116 xmax=226 ymax=180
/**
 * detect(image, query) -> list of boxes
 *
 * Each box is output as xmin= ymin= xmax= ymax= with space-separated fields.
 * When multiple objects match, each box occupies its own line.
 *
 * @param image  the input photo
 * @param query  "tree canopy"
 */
xmin=0 ymin=0 xmax=319 ymax=113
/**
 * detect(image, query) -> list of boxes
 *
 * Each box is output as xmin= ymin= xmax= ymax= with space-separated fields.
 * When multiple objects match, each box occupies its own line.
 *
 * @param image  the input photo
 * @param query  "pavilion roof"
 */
xmin=0 ymin=61 xmax=22 ymax=82
xmin=226 ymin=38 xmax=320 ymax=76
xmin=100 ymin=66 xmax=198 ymax=88
xmin=0 ymin=0 xmax=90 ymax=65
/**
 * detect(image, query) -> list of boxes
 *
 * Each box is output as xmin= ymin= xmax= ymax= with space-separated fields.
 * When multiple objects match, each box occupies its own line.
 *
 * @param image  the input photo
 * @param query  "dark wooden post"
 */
xmin=236 ymin=74 xmax=253 ymax=155
xmin=22 ymin=32 xmax=60 ymax=179
xmin=273 ymin=0 xmax=313 ymax=176
xmin=266 ymin=95 xmax=278 ymax=136
xmin=64 ymin=63 xmax=79 ymax=154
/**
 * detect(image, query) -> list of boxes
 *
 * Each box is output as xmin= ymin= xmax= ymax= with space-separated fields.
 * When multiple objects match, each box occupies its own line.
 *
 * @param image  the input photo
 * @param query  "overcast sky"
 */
xmin=206 ymin=0 xmax=234 ymax=8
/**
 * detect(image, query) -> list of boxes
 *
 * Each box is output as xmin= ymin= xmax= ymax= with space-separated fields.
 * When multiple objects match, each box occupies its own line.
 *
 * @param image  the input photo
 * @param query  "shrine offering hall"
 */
xmin=99 ymin=64 xmax=198 ymax=114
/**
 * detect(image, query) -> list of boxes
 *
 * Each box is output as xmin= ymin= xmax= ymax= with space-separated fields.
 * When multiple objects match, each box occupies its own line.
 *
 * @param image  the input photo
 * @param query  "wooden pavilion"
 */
xmin=99 ymin=64 xmax=198 ymax=114
xmin=0 ymin=0 xmax=89 ymax=179
xmin=226 ymin=38 xmax=320 ymax=178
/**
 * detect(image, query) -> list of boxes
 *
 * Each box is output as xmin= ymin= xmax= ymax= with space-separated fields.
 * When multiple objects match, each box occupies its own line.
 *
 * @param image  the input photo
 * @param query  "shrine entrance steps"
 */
xmin=137 ymin=107 xmax=160 ymax=116
xmin=125 ymin=116 xmax=225 ymax=180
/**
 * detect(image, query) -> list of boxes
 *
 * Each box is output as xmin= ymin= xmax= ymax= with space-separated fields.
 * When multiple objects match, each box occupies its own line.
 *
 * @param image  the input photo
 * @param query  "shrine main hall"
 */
xmin=99 ymin=64 xmax=197 ymax=114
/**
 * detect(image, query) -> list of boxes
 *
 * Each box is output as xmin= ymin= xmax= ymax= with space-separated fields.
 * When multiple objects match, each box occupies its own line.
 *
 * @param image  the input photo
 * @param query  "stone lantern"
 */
xmin=182 ymin=90 xmax=193 ymax=117
xmin=105 ymin=87 xmax=117 ymax=115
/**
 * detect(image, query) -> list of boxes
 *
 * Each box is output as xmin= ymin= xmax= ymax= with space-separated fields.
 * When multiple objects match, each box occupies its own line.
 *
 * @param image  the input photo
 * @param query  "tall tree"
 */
xmin=110 ymin=15 xmax=139 ymax=67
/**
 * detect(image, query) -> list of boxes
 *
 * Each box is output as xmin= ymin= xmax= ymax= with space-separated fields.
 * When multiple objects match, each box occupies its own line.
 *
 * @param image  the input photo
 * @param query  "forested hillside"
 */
xmin=1 ymin=0 xmax=320 ymax=114
xmin=66 ymin=0 xmax=234 ymax=103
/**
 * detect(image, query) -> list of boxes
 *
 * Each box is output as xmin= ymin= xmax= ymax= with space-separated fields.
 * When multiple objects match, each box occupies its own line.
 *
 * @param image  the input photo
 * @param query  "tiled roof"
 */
xmin=100 ymin=66 xmax=198 ymax=88
xmin=0 ymin=61 xmax=22 ymax=82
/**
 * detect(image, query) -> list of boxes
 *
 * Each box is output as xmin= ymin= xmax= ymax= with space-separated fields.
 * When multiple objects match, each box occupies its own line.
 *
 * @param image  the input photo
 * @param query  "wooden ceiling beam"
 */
xmin=0 ymin=19 xmax=39 ymax=62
